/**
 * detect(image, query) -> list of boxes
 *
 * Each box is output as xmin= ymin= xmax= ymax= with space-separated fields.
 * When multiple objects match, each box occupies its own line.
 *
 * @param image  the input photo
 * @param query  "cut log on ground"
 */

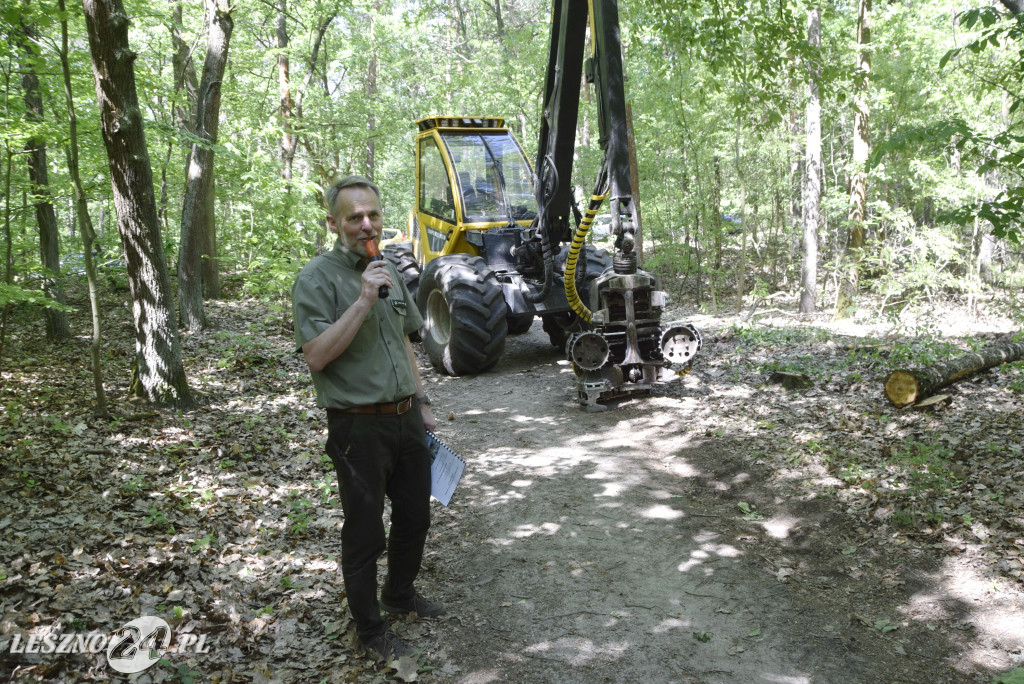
xmin=883 ymin=340 xmax=1024 ymax=407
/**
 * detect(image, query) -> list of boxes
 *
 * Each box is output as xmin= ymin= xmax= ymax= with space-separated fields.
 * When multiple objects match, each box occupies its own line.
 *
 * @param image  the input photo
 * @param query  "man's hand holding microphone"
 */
xmin=361 ymin=238 xmax=392 ymax=301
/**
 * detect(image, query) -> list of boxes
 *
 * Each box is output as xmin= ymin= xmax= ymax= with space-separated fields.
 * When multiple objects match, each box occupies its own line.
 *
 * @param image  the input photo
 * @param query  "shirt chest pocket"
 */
xmin=389 ymin=297 xmax=407 ymax=317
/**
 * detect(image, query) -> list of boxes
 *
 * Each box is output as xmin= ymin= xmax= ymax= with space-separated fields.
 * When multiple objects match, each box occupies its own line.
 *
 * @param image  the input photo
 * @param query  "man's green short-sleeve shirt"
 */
xmin=292 ymin=240 xmax=423 ymax=409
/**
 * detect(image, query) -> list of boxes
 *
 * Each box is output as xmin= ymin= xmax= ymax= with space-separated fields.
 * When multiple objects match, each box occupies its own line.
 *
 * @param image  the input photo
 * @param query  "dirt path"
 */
xmin=2 ymin=293 xmax=1022 ymax=684
xmin=410 ymin=318 xmax=1024 ymax=683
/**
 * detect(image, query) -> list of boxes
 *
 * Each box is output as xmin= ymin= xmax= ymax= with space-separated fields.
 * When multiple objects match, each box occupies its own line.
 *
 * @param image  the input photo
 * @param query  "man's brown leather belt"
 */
xmin=328 ymin=396 xmax=414 ymax=416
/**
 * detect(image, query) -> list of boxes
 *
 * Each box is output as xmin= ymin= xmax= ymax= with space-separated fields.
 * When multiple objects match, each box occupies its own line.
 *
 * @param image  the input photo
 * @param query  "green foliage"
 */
xmin=732 ymin=325 xmax=829 ymax=347
xmin=0 ymin=283 xmax=75 ymax=312
xmin=994 ymin=668 xmax=1024 ymax=684
xmin=287 ymin=494 xmax=313 ymax=536
xmin=1 ymin=0 xmax=1021 ymax=355
xmin=890 ymin=440 xmax=957 ymax=495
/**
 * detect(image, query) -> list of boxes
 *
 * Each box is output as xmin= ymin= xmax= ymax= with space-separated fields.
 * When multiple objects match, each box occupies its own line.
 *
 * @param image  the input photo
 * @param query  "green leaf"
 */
xmin=873 ymin=619 xmax=898 ymax=633
xmin=993 ymin=668 xmax=1024 ymax=684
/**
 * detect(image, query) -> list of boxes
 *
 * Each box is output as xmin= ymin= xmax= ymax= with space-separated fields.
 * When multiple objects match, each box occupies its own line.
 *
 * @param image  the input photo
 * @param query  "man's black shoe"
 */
xmin=380 ymin=593 xmax=446 ymax=618
xmin=362 ymin=629 xmax=414 ymax=660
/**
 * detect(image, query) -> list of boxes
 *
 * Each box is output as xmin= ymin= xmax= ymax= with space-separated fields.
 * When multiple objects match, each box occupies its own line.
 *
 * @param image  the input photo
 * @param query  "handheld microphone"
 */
xmin=364 ymin=239 xmax=389 ymax=299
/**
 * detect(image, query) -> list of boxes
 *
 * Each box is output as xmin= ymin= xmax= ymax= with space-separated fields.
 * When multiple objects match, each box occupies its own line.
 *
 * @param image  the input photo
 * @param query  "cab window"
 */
xmin=418 ymin=138 xmax=456 ymax=222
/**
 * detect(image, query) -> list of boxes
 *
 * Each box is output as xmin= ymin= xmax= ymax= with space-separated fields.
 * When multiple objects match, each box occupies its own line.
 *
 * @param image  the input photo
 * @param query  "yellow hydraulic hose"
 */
xmin=564 ymin=192 xmax=608 ymax=323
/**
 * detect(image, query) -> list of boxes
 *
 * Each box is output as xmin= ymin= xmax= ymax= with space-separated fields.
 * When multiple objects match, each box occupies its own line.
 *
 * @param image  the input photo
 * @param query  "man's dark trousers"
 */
xmin=326 ymin=407 xmax=432 ymax=640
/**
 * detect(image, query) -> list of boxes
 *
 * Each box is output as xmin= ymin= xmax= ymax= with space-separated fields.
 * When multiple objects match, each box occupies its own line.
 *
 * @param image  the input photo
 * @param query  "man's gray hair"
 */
xmin=325 ymin=175 xmax=381 ymax=215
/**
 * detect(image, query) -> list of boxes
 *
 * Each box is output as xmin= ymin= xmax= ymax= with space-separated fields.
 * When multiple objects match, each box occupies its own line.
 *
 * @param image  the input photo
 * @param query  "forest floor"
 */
xmin=1 ymin=276 xmax=1024 ymax=684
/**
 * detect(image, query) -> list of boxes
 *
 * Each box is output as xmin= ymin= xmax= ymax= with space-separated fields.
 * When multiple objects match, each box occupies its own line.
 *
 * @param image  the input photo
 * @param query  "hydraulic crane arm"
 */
xmin=534 ymin=0 xmax=638 ymax=274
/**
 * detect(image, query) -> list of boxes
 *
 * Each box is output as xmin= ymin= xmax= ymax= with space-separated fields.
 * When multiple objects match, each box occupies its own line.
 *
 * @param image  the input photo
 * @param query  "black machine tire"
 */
xmin=417 ymin=254 xmax=507 ymax=376
xmin=567 ymin=244 xmax=613 ymax=308
xmin=382 ymin=243 xmax=421 ymax=304
xmin=541 ymin=245 xmax=613 ymax=349
xmin=542 ymin=312 xmax=571 ymax=350
xmin=506 ymin=313 xmax=534 ymax=335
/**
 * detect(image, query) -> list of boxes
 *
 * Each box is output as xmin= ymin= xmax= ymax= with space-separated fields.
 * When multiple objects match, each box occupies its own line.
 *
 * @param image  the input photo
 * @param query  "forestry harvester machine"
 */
xmin=383 ymin=0 xmax=701 ymax=410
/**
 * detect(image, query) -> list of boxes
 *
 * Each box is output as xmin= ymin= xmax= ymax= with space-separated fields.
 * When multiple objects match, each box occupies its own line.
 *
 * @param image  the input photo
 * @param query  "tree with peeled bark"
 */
xmin=82 ymin=0 xmax=193 ymax=408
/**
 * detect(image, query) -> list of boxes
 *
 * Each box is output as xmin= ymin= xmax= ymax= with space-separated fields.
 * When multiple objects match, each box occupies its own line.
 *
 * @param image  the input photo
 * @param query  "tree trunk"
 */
xmin=735 ymin=123 xmax=747 ymax=315
xmin=20 ymin=19 xmax=71 ymax=341
xmin=713 ymin=157 xmax=723 ymax=270
xmin=835 ymin=0 xmax=871 ymax=320
xmin=164 ymin=1 xmax=197 ymax=236
xmin=82 ymin=0 xmax=193 ymax=408
xmin=169 ymin=0 xmax=199 ymax=132
xmin=799 ymin=5 xmax=822 ymax=315
xmin=178 ymin=0 xmax=233 ymax=330
xmin=277 ymin=0 xmax=296 ymax=181
xmin=365 ymin=2 xmax=380 ymax=179
xmin=999 ymin=0 xmax=1024 ymax=15
xmin=59 ymin=0 xmax=107 ymax=416
xmin=978 ymin=231 xmax=997 ymax=284
xmin=1 ymin=148 xmax=12 ymax=367
xmin=884 ymin=340 xmax=1024 ymax=407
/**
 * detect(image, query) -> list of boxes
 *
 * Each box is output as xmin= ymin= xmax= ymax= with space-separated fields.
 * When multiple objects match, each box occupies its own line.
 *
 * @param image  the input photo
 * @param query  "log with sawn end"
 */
xmin=883 ymin=340 xmax=1024 ymax=407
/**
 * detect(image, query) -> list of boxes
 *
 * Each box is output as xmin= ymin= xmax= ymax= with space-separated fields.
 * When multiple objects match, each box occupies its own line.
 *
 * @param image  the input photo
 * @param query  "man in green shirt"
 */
xmin=292 ymin=175 xmax=443 ymax=661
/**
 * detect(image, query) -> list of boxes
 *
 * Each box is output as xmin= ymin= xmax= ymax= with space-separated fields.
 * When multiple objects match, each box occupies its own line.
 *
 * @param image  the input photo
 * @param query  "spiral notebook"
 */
xmin=426 ymin=430 xmax=465 ymax=506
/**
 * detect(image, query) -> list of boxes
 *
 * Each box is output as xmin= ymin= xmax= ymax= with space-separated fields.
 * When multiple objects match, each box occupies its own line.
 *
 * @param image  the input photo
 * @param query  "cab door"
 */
xmin=414 ymin=135 xmax=458 ymax=262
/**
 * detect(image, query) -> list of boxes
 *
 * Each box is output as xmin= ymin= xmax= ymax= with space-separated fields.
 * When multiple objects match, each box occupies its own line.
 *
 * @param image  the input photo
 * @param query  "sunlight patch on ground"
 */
xmin=756 ymin=515 xmax=800 ymax=540
xmin=718 ymin=385 xmax=755 ymax=399
xmin=663 ymin=460 xmax=702 ymax=478
xmin=462 ymin=407 xmax=510 ymax=415
xmin=677 ymin=541 xmax=743 ymax=573
xmin=758 ymin=675 xmax=811 ymax=684
xmin=510 ymin=522 xmax=561 ymax=538
xmin=651 ymin=616 xmax=691 ymax=633
xmin=640 ymin=503 xmax=684 ymax=520
xmin=933 ymin=557 xmax=1024 ymax=671
xmin=594 ymin=481 xmax=628 ymax=498
xmin=522 ymin=636 xmax=631 ymax=665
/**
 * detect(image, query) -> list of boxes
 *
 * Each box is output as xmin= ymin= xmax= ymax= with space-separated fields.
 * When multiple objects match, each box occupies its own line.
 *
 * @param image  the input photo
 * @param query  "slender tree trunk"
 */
xmin=164 ymin=0 xmax=197 ymax=238
xmin=492 ymin=0 xmax=505 ymax=41
xmin=800 ymin=5 xmax=822 ymax=315
xmin=59 ymin=0 xmax=107 ymax=416
xmin=365 ymin=3 xmax=379 ymax=179
xmin=82 ymin=0 xmax=193 ymax=408
xmin=165 ymin=1 xmax=196 ymax=235
xmin=169 ymin=0 xmax=199 ymax=130
xmin=978 ymin=228 xmax=997 ymax=284
xmin=20 ymin=19 xmax=71 ymax=341
xmin=735 ymin=124 xmax=747 ymax=314
xmin=836 ymin=0 xmax=871 ymax=320
xmin=713 ymin=157 xmax=723 ymax=270
xmin=1 ymin=147 xmax=12 ymax=367
xmin=277 ymin=0 xmax=296 ymax=181
xmin=178 ymin=0 xmax=233 ymax=330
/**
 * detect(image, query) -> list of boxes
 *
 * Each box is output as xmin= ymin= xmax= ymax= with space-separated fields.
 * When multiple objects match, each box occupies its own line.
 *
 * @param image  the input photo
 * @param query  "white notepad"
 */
xmin=426 ymin=430 xmax=466 ymax=506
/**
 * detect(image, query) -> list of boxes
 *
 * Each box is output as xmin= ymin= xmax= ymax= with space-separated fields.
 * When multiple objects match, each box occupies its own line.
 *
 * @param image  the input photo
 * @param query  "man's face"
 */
xmin=327 ymin=186 xmax=383 ymax=258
